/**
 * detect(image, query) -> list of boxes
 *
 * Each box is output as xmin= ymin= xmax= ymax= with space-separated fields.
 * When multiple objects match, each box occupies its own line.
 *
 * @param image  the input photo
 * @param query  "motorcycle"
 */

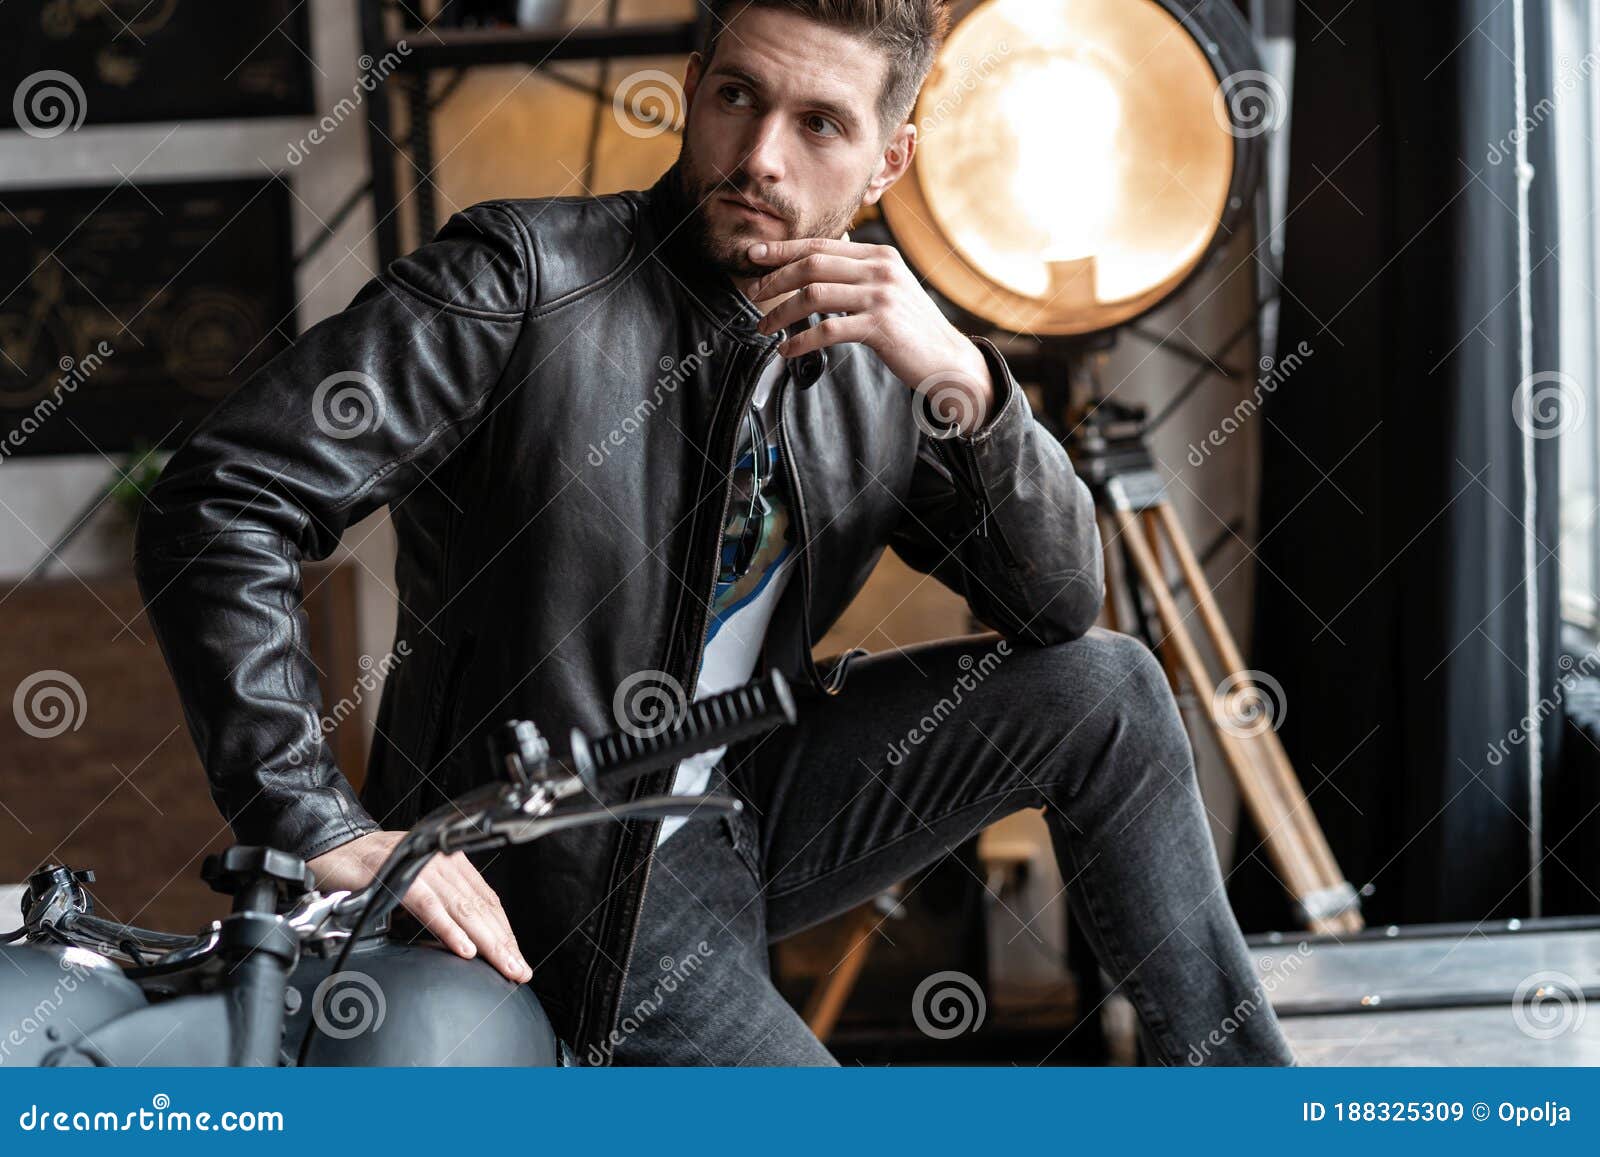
xmin=0 ymin=671 xmax=796 ymax=1067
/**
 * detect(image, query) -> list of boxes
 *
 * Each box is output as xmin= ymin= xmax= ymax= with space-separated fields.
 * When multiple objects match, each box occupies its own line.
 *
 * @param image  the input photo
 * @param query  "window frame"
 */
xmin=1554 ymin=0 xmax=1600 ymax=632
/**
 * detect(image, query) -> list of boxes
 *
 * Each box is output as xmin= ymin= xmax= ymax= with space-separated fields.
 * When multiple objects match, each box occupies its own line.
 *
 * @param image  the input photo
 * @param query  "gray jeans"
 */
xmin=606 ymin=628 xmax=1297 ymax=1067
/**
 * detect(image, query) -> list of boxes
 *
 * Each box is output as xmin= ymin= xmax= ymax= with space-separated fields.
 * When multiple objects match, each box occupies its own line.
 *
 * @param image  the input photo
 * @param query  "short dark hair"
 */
xmin=703 ymin=0 xmax=950 ymax=131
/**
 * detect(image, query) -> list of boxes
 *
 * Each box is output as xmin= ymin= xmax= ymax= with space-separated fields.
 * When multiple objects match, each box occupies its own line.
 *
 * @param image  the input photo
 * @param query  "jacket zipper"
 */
xmin=941 ymin=437 xmax=1021 ymax=570
xmin=774 ymin=367 xmax=854 ymax=696
xmin=595 ymin=335 xmax=782 ymax=1057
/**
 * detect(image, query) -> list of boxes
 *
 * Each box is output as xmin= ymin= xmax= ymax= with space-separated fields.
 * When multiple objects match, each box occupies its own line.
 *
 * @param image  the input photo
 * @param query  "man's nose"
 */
xmin=740 ymin=115 xmax=788 ymax=185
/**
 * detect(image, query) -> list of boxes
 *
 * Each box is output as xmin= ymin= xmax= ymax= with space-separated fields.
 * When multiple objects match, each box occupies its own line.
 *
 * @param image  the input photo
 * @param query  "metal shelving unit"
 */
xmin=357 ymin=1 xmax=711 ymax=265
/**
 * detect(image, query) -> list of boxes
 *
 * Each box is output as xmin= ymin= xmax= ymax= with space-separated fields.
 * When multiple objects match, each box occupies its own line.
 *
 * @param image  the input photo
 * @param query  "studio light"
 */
xmin=883 ymin=0 xmax=1264 ymax=338
xmin=880 ymin=2 xmax=1364 ymax=934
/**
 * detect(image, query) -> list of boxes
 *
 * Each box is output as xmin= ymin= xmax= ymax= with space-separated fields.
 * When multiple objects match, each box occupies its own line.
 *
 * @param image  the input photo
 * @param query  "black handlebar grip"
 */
xmin=571 ymin=670 xmax=796 ymax=793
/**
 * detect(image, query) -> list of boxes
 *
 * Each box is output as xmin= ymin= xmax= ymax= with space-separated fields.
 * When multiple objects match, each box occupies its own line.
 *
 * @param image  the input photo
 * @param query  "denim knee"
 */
xmin=1035 ymin=628 xmax=1191 ymax=774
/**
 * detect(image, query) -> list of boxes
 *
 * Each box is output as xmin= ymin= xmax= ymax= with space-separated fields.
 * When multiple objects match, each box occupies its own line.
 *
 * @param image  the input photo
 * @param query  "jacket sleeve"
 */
xmin=133 ymin=203 xmax=531 ymax=861
xmin=887 ymin=336 xmax=1105 ymax=645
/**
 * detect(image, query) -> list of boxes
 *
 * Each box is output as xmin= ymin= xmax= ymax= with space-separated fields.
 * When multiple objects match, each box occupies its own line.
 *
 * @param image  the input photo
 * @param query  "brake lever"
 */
xmin=454 ymin=793 xmax=743 ymax=854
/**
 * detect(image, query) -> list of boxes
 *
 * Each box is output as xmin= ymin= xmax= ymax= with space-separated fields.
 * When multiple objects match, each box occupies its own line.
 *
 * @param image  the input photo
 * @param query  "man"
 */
xmin=135 ymin=0 xmax=1295 ymax=1066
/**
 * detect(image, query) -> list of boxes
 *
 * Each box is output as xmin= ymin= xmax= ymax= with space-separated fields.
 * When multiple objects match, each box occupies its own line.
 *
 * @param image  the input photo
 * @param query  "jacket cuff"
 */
xmin=959 ymin=336 xmax=1022 ymax=443
xmin=233 ymin=785 xmax=380 ymax=863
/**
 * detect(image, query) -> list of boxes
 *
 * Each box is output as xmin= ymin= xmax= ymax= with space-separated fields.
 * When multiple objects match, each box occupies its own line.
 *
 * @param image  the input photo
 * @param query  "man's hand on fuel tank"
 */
xmin=308 ymin=830 xmax=534 ymax=984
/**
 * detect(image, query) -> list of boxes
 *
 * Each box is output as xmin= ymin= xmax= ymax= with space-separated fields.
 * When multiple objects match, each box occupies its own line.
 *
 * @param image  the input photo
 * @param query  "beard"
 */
xmin=675 ymin=135 xmax=869 ymax=280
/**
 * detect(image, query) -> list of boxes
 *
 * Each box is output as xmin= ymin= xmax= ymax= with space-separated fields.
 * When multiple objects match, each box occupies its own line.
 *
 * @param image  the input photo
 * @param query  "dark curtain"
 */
xmin=1233 ymin=0 xmax=1563 ymax=928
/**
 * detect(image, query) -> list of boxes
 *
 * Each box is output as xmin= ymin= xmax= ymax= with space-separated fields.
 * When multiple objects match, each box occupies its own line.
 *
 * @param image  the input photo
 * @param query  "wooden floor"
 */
xmin=1251 ymin=920 xmax=1600 ymax=1065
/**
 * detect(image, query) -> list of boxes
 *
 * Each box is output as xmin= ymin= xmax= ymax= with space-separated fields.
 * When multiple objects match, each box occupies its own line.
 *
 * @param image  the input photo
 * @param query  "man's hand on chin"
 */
xmin=746 ymin=237 xmax=995 ymax=435
xmin=308 ymin=829 xmax=534 ymax=984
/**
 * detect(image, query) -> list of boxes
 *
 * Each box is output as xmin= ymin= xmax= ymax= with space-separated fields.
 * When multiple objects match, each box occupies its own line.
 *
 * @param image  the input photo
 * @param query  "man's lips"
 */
xmin=719 ymin=193 xmax=785 ymax=224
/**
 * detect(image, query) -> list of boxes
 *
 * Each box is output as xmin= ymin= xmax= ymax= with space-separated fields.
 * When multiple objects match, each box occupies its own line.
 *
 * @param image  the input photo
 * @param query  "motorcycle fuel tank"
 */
xmin=283 ymin=935 xmax=561 ymax=1066
xmin=0 ymin=942 xmax=148 ymax=1066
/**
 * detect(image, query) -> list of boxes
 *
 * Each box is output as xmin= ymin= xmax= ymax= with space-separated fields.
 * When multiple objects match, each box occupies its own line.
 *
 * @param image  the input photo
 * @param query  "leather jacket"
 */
xmin=133 ymin=162 xmax=1105 ymax=1061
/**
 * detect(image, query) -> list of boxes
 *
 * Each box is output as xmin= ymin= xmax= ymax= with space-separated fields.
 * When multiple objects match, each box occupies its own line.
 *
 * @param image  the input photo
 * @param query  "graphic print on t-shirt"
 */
xmin=709 ymin=420 xmax=794 ymax=646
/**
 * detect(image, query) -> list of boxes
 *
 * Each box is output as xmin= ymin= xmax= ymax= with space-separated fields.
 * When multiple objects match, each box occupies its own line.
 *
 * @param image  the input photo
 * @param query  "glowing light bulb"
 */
xmin=1001 ymin=58 xmax=1124 ymax=263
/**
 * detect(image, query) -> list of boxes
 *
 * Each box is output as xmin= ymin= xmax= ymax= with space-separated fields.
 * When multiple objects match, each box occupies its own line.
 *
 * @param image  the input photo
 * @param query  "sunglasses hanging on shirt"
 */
xmin=719 ymin=406 xmax=772 ymax=586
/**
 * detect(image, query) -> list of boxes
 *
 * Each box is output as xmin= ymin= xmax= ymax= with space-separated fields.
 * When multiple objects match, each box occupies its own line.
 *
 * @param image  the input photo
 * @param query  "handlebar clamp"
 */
xmin=202 ymin=847 xmax=315 ymax=915
xmin=493 ymin=719 xmax=551 ymax=790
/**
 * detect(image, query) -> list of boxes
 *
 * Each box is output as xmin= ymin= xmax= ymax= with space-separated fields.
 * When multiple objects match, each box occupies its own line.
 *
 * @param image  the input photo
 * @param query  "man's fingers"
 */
xmin=450 ymin=853 xmax=507 ymax=914
xmin=437 ymin=854 xmax=530 ymax=983
xmin=402 ymin=880 xmax=476 ymax=959
xmin=389 ymin=851 xmax=530 ymax=982
xmin=758 ymin=284 xmax=879 ymax=336
xmin=446 ymin=887 xmax=533 ymax=983
xmin=746 ymin=237 xmax=874 ymax=266
xmin=750 ymin=253 xmax=879 ymax=302
xmin=444 ymin=856 xmax=518 ymax=940
xmin=777 ymin=313 xmax=873 ymax=359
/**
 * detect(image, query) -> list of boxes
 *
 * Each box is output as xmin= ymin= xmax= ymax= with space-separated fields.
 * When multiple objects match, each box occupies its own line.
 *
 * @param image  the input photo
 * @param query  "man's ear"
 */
xmin=682 ymin=52 xmax=704 ymax=108
xmin=861 ymin=122 xmax=918 ymax=208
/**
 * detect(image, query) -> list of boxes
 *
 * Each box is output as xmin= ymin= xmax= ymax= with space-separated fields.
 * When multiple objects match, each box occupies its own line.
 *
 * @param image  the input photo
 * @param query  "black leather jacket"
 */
xmin=133 ymin=163 xmax=1104 ymax=1060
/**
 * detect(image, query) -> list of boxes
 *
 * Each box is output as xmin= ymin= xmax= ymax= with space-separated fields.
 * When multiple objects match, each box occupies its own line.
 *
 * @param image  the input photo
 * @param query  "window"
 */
xmin=1554 ymin=0 xmax=1600 ymax=630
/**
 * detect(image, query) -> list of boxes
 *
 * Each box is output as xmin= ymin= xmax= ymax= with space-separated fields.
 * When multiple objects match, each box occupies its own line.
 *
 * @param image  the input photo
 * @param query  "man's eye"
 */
xmin=806 ymin=115 xmax=841 ymax=138
xmin=721 ymin=86 xmax=753 ymax=109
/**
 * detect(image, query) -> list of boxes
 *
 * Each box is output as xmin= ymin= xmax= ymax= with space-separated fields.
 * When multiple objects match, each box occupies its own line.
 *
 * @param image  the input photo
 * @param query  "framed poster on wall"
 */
xmin=1 ymin=0 xmax=313 ymax=128
xmin=0 ymin=176 xmax=296 ymax=456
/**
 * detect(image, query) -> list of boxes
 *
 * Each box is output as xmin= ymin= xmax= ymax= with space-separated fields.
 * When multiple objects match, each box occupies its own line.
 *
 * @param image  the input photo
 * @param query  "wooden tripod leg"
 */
xmin=1152 ymin=504 xmax=1363 ymax=932
xmin=1100 ymin=511 xmax=1180 ymax=694
xmin=1144 ymin=506 xmax=1311 ymax=871
xmin=802 ymin=903 xmax=880 ymax=1040
xmin=1140 ymin=509 xmax=1184 ymax=693
xmin=1112 ymin=508 xmax=1331 ymax=927
xmin=1099 ymin=513 xmax=1123 ymax=633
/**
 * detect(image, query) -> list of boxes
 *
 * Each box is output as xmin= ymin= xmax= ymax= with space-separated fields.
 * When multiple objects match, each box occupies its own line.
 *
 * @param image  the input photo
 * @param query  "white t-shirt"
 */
xmin=657 ymin=357 xmax=797 ymax=844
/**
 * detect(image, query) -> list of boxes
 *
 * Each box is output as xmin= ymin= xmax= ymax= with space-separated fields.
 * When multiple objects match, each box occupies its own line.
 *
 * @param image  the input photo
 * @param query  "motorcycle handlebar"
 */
xmin=329 ymin=672 xmax=795 ymax=938
xmin=24 ymin=673 xmax=799 ymax=979
xmin=49 ymin=911 xmax=217 ymax=971
xmin=569 ymin=669 xmax=796 ymax=796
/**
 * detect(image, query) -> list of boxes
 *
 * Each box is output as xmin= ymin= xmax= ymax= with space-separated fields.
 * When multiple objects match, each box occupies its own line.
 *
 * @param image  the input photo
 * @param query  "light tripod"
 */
xmin=1067 ymin=393 xmax=1363 ymax=936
